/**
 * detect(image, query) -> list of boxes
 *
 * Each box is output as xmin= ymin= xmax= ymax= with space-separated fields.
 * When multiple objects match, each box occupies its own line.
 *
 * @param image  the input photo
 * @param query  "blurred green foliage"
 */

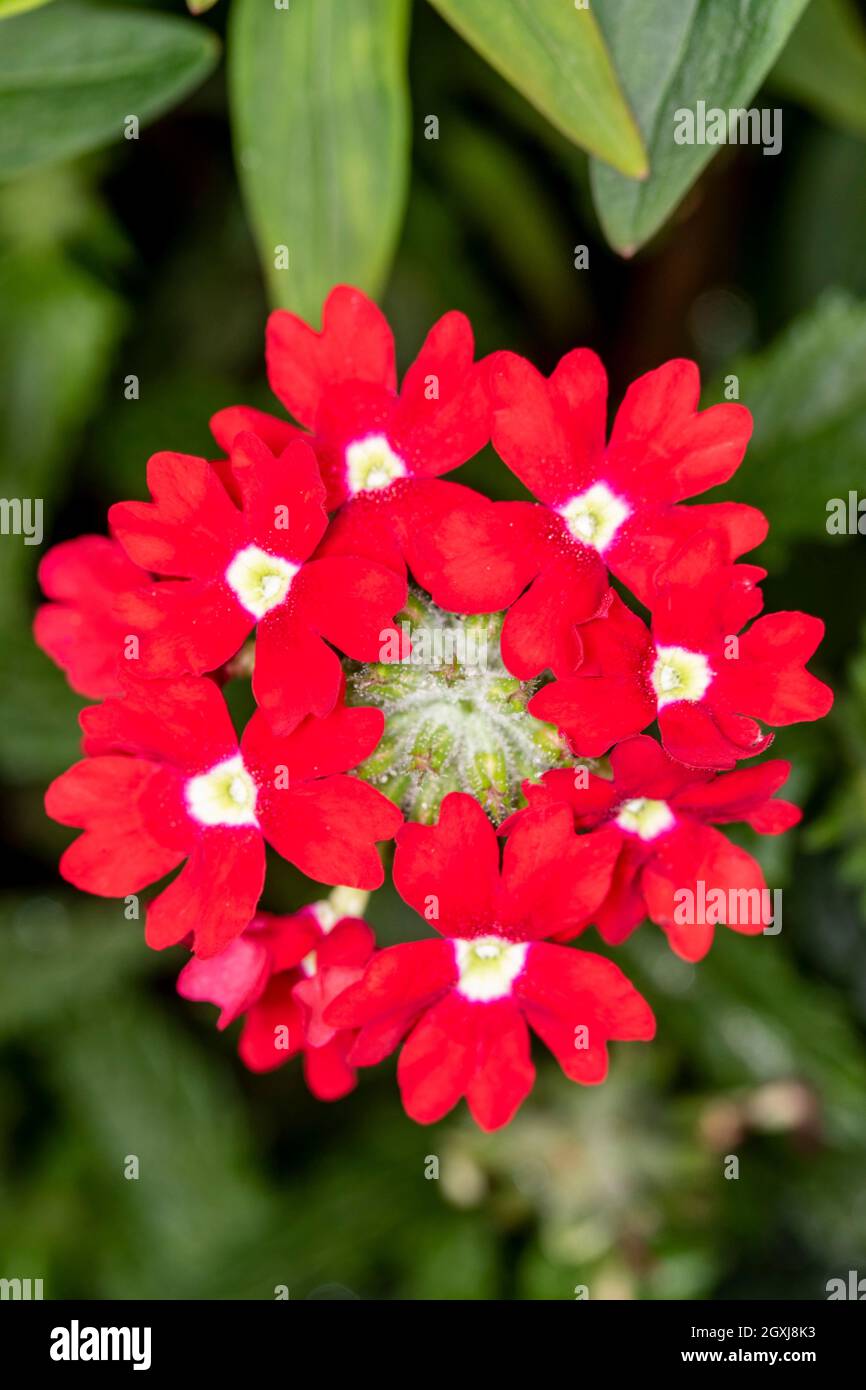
xmin=0 ymin=0 xmax=865 ymax=1300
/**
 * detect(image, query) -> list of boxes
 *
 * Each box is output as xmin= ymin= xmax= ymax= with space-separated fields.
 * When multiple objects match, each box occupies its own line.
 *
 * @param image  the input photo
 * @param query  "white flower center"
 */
xmin=345 ymin=433 xmax=407 ymax=495
xmin=454 ymin=935 xmax=528 ymax=1003
xmin=615 ymin=797 xmax=675 ymax=841
xmin=651 ymin=645 xmax=714 ymax=708
xmin=559 ymin=483 xmax=631 ymax=552
xmin=225 ymin=544 xmax=298 ymax=620
xmin=185 ymin=754 xmax=258 ymax=827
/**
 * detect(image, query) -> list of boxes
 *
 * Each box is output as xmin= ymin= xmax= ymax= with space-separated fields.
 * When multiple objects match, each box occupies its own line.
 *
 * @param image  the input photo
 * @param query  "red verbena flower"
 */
xmin=210 ymin=284 xmax=494 ymax=598
xmin=412 ymin=352 xmax=766 ymax=678
xmin=108 ymin=432 xmax=408 ymax=734
xmin=45 ymin=675 xmax=400 ymax=957
xmin=34 ymin=536 xmax=152 ymax=698
xmin=503 ymin=735 xmax=801 ymax=961
xmin=34 ymin=286 xmax=836 ymax=1129
xmin=325 ymin=793 xmax=654 ymax=1130
xmin=530 ymin=533 xmax=833 ymax=768
xmin=178 ymin=903 xmax=374 ymax=1097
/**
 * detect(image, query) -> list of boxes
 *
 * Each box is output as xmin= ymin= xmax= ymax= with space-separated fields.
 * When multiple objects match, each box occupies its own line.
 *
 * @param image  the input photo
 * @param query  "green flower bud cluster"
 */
xmin=345 ymin=589 xmax=585 ymax=823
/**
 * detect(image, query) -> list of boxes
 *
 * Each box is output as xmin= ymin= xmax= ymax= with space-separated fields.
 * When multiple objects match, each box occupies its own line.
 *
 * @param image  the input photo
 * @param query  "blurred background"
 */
xmin=1 ymin=0 xmax=866 ymax=1300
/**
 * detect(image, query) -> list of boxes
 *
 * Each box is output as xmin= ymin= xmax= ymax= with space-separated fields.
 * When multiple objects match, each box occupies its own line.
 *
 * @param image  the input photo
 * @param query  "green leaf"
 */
xmin=50 ymin=995 xmax=272 ymax=1298
xmin=0 ymin=896 xmax=157 ymax=1040
xmin=0 ymin=0 xmax=55 ymax=19
xmin=0 ymin=244 xmax=125 ymax=603
xmin=771 ymin=0 xmax=866 ymax=140
xmin=590 ymin=0 xmax=809 ymax=255
xmin=704 ymin=293 xmax=866 ymax=544
xmin=230 ymin=0 xmax=411 ymax=315
xmin=427 ymin=0 xmax=647 ymax=177
xmin=0 ymin=1 xmax=220 ymax=179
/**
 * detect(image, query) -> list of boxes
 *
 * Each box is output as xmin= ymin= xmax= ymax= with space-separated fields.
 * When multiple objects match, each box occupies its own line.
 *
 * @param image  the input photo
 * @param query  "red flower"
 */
xmin=108 ymin=432 xmax=407 ymax=734
xmin=34 ymin=536 xmax=152 ymax=698
xmin=45 ymin=675 xmax=401 ymax=957
xmin=504 ymin=735 xmax=800 ymax=961
xmin=412 ymin=352 xmax=765 ymax=679
xmin=178 ymin=904 xmax=375 ymax=1097
xmin=210 ymin=285 xmax=493 ymax=598
xmin=530 ymin=533 xmax=833 ymax=768
xmin=324 ymin=793 xmax=653 ymax=1130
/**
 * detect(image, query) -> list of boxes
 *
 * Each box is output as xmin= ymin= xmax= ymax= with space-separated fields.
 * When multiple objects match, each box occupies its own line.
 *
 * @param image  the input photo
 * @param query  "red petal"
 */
xmin=266 ymin=285 xmax=396 ymax=429
xmin=658 ymin=702 xmax=770 ymax=771
xmin=230 ymin=433 xmax=328 ymax=561
xmin=671 ymin=759 xmax=799 ymax=831
xmin=498 ymin=808 xmax=620 ymax=938
xmin=407 ymin=495 xmax=544 ymax=614
xmin=294 ymin=554 xmax=407 ymax=661
xmin=500 ymin=548 xmax=610 ymax=680
xmin=239 ymin=975 xmax=304 ymax=1072
xmin=115 ymin=579 xmax=252 ymax=679
xmin=487 ymin=349 xmax=606 ymax=505
xmin=35 ymin=536 xmax=149 ymax=697
xmin=734 ymin=612 xmax=834 ymax=724
xmin=397 ymin=991 xmax=477 ymax=1125
xmin=607 ymin=359 xmax=752 ymax=501
xmin=465 ymin=1001 xmax=535 ymax=1131
xmin=177 ymin=934 xmax=271 ymax=1028
xmin=517 ymin=942 xmax=655 ymax=1040
xmin=109 ymin=453 xmax=244 ymax=578
xmin=327 ymin=938 xmax=457 ymax=1055
xmin=81 ymin=674 xmax=240 ymax=772
xmin=390 ymin=312 xmax=490 ymax=475
xmin=242 ymin=700 xmax=385 ymax=785
xmin=609 ymin=733 xmax=704 ymax=799
xmin=609 ymin=500 xmax=768 ymax=605
xmin=210 ymin=404 xmax=303 ymax=456
xmin=252 ymin=606 xmax=343 ymax=736
xmin=261 ymin=775 xmax=401 ymax=889
xmin=146 ymin=826 xmax=265 ymax=956
xmin=312 ymin=491 xmax=406 ymax=576
xmin=393 ymin=792 xmax=500 ymax=935
xmin=642 ymin=823 xmax=769 ymax=960
xmin=47 ymin=757 xmax=188 ymax=896
xmin=303 ymin=1034 xmax=357 ymax=1100
xmin=530 ymin=674 xmax=654 ymax=756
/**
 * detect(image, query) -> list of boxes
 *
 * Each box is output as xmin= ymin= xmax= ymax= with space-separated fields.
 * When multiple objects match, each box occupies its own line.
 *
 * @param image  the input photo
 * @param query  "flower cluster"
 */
xmin=38 ymin=287 xmax=832 ymax=1130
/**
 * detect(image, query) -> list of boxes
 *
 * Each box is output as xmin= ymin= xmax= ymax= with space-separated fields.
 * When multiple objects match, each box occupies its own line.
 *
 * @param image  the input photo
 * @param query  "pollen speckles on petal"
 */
xmin=651 ymin=645 xmax=714 ymax=708
xmin=345 ymin=434 xmax=407 ymax=495
xmin=615 ymin=797 xmax=675 ymax=841
xmin=560 ymin=483 xmax=631 ymax=552
xmin=225 ymin=544 xmax=298 ymax=620
xmin=454 ymin=935 xmax=528 ymax=1002
xmin=186 ymin=755 xmax=259 ymax=828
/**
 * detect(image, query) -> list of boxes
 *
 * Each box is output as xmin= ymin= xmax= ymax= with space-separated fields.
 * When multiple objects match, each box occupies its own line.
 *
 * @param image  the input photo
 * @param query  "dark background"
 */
xmin=1 ymin=0 xmax=865 ymax=1299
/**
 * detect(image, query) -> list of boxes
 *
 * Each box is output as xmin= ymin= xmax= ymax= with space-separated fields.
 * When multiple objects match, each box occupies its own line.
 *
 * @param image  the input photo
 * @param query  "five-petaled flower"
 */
xmin=503 ymin=735 xmax=801 ymax=961
xmin=210 ymin=284 xmax=495 ymax=602
xmin=45 ymin=675 xmax=400 ymax=957
xmin=324 ymin=793 xmax=654 ymax=1130
xmin=529 ymin=532 xmax=833 ymax=768
xmin=108 ymin=432 xmax=408 ymax=734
